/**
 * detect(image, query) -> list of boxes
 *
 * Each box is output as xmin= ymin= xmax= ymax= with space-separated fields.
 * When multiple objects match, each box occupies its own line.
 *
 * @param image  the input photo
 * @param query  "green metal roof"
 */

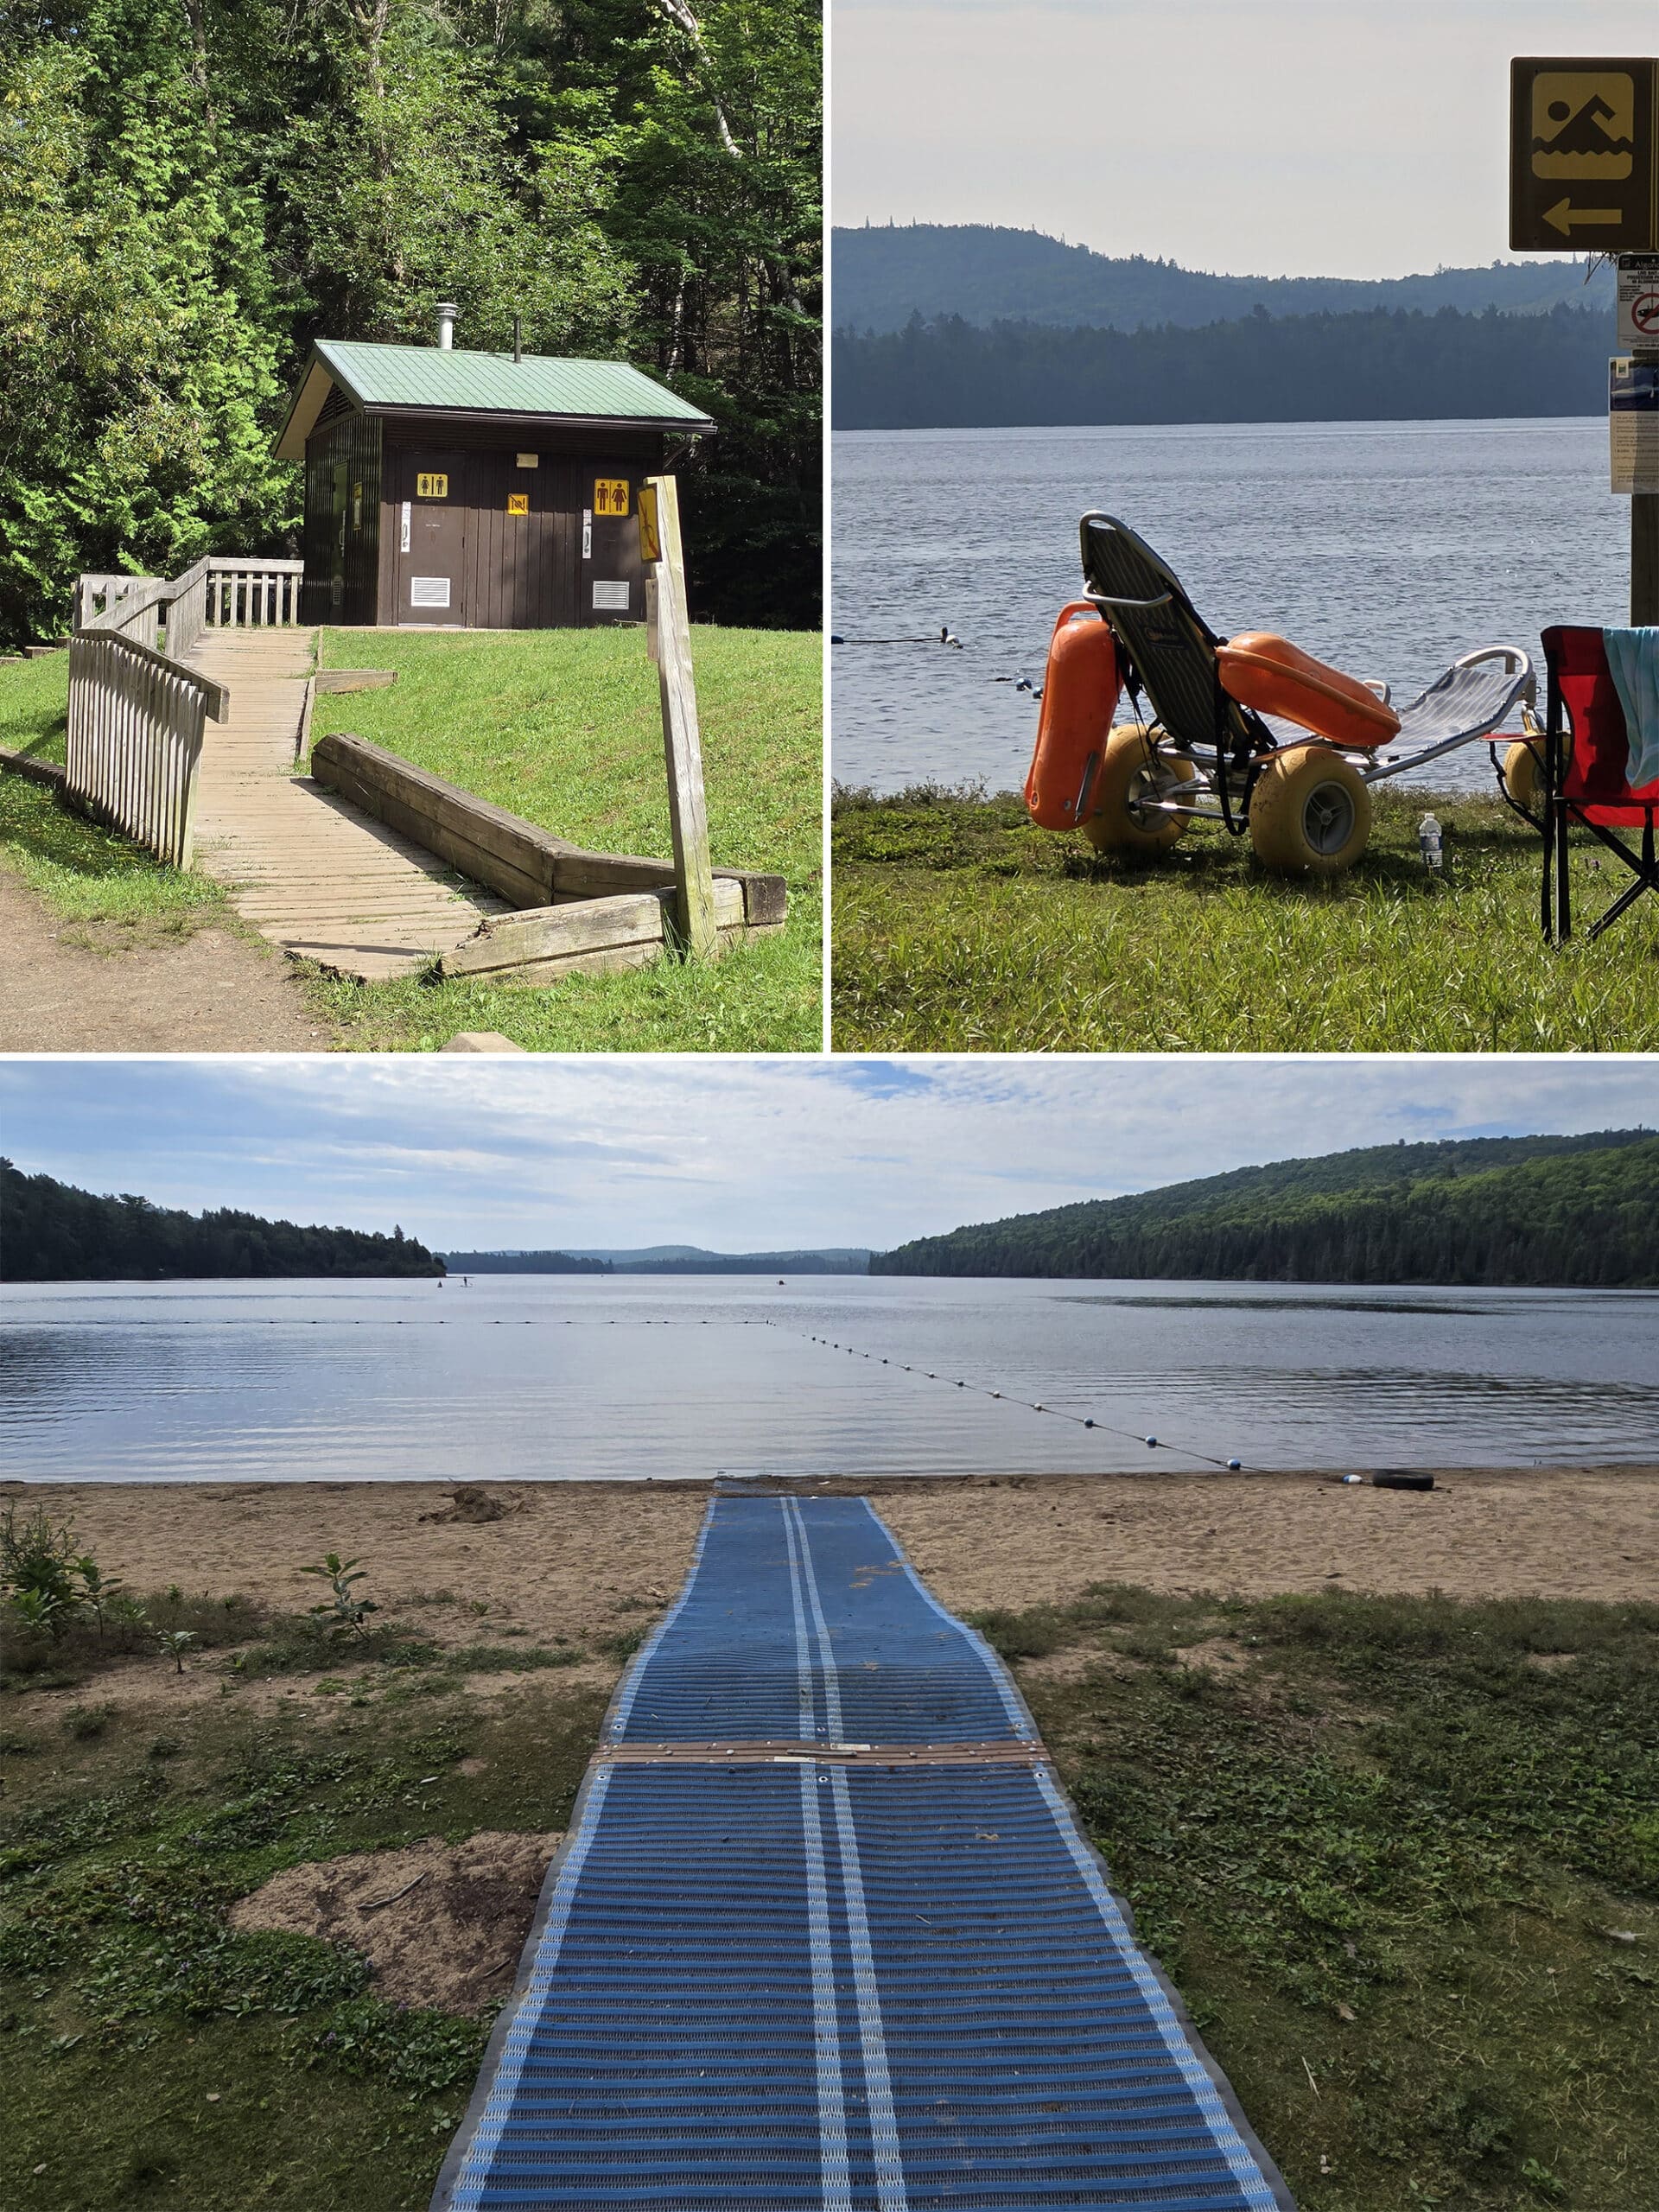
xmin=274 ymin=340 xmax=715 ymax=457
xmin=320 ymin=340 xmax=712 ymax=425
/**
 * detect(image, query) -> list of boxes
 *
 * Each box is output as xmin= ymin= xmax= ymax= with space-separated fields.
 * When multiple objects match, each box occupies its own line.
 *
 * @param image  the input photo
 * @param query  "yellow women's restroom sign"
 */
xmin=594 ymin=478 xmax=631 ymax=517
xmin=1510 ymin=58 xmax=1658 ymax=250
xmin=416 ymin=472 xmax=449 ymax=499
xmin=506 ymin=493 xmax=530 ymax=517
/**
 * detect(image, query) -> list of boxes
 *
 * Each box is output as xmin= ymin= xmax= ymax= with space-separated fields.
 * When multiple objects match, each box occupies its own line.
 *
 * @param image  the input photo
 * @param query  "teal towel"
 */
xmin=1604 ymin=627 xmax=1659 ymax=791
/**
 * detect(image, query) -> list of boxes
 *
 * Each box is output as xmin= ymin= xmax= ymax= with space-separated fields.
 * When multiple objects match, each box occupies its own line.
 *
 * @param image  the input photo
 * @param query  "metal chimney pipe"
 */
xmin=512 ymin=316 xmax=523 ymax=363
xmin=436 ymin=302 xmax=458 ymax=351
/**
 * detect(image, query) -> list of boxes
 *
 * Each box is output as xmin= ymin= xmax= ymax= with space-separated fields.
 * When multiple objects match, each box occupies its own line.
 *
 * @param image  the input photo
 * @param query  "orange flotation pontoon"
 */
xmin=1023 ymin=603 xmax=1122 ymax=830
xmin=1217 ymin=632 xmax=1401 ymax=750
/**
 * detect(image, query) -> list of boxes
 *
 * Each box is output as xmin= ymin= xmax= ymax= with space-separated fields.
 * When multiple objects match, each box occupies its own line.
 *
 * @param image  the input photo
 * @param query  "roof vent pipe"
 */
xmin=512 ymin=315 xmax=523 ymax=364
xmin=436 ymin=302 xmax=458 ymax=351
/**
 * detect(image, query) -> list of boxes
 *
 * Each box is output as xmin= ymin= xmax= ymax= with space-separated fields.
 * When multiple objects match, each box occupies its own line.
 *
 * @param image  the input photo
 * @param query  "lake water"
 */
xmin=3 ymin=1274 xmax=1655 ymax=1483
xmin=831 ymin=417 xmax=1628 ymax=797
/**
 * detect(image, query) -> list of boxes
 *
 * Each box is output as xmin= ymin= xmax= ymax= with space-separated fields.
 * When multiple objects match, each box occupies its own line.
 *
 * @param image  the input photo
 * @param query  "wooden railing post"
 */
xmin=640 ymin=476 xmax=718 ymax=962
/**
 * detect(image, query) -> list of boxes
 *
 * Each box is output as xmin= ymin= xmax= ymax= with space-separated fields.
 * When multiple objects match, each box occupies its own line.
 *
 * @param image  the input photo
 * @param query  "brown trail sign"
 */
xmin=1511 ymin=55 xmax=1659 ymax=619
xmin=1509 ymin=58 xmax=1657 ymax=252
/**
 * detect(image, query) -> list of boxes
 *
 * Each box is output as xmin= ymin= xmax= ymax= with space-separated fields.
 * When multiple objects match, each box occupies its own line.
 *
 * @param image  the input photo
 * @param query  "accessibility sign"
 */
xmin=1610 ymin=358 xmax=1659 ymax=495
xmin=1510 ymin=58 xmax=1658 ymax=251
xmin=1617 ymin=254 xmax=1659 ymax=352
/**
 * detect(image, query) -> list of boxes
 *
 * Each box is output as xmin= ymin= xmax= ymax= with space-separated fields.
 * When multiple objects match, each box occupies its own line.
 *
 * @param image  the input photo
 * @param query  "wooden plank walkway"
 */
xmin=185 ymin=628 xmax=505 ymax=982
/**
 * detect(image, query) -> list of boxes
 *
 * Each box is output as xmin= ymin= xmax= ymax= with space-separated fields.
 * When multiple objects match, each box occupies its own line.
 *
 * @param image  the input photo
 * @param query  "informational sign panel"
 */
xmin=594 ymin=477 xmax=631 ymax=518
xmin=416 ymin=472 xmax=449 ymax=499
xmin=1510 ymin=58 xmax=1658 ymax=251
xmin=506 ymin=493 xmax=529 ymax=517
xmin=1610 ymin=358 xmax=1659 ymax=493
xmin=1617 ymin=254 xmax=1659 ymax=350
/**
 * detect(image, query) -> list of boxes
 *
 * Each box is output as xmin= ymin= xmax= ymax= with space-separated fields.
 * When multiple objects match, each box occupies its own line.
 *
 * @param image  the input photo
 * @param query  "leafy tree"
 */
xmin=871 ymin=1132 xmax=1659 ymax=1288
xmin=0 ymin=0 xmax=819 ymax=642
xmin=0 ymin=1158 xmax=447 ymax=1280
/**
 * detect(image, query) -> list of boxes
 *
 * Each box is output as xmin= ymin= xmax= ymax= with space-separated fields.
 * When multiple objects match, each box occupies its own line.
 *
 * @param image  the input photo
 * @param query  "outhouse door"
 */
xmin=397 ymin=450 xmax=467 ymax=625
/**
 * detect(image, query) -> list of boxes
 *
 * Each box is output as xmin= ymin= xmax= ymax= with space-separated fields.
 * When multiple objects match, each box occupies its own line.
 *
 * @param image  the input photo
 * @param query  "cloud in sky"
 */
xmin=2 ymin=1057 xmax=1654 ymax=1254
xmin=833 ymin=0 xmax=1654 ymax=276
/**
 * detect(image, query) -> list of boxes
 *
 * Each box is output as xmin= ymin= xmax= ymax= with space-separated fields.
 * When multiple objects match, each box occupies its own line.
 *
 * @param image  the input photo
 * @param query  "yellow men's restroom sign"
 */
xmin=1510 ymin=58 xmax=1658 ymax=251
xmin=506 ymin=493 xmax=530 ymax=517
xmin=416 ymin=472 xmax=449 ymax=499
xmin=594 ymin=477 xmax=631 ymax=518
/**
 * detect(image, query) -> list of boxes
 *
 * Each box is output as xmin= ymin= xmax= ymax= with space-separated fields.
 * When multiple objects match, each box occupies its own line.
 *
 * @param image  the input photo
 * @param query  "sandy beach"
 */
xmin=9 ymin=1465 xmax=1656 ymax=1636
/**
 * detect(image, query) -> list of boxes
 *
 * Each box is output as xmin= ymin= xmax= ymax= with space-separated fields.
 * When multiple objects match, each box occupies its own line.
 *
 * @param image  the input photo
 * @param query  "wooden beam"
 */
xmin=644 ymin=474 xmax=718 ymax=960
xmin=439 ymin=878 xmax=747 ymax=985
xmin=311 ymin=732 xmax=578 ymax=907
xmin=312 ymin=729 xmax=785 ymax=931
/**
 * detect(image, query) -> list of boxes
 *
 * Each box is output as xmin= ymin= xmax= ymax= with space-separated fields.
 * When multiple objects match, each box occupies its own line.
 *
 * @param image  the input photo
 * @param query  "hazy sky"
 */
xmin=833 ymin=0 xmax=1656 ymax=276
xmin=3 ymin=1057 xmax=1653 ymax=1254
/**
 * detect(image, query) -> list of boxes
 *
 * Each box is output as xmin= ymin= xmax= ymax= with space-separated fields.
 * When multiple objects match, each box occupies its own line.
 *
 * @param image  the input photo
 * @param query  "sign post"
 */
xmin=639 ymin=477 xmax=718 ymax=961
xmin=1511 ymin=57 xmax=1659 ymax=620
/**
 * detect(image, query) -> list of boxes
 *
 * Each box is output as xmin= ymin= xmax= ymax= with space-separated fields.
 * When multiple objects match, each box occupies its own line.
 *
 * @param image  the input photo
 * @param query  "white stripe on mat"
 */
xmin=448 ymin=1766 xmax=615 ymax=2211
xmin=790 ymin=1502 xmax=911 ymax=2212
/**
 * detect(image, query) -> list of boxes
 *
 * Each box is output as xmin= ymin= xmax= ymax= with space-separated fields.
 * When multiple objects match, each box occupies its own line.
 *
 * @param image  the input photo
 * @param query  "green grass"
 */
xmin=4 ymin=1580 xmax=1654 ymax=2210
xmin=831 ymin=784 xmax=1659 ymax=1052
xmin=0 ymin=629 xmax=822 ymax=1043
xmin=306 ymin=625 xmax=822 ymax=1052
xmin=1 ymin=1608 xmax=608 ymax=2212
xmin=0 ymin=776 xmax=230 ymax=948
xmin=973 ymin=1585 xmax=1659 ymax=2212
xmin=0 ymin=653 xmax=71 ymax=766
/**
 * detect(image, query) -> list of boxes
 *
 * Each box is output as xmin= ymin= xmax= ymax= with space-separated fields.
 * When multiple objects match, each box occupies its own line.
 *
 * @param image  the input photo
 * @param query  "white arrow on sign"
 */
xmin=1543 ymin=197 xmax=1624 ymax=234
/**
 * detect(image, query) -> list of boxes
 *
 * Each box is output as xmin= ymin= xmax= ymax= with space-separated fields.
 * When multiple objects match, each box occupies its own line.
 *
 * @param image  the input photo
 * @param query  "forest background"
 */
xmin=0 ymin=0 xmax=820 ymax=647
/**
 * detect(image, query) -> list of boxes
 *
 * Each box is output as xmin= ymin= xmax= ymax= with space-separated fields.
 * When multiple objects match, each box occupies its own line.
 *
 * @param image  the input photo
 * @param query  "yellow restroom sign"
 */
xmin=416 ymin=472 xmax=449 ymax=499
xmin=507 ymin=493 xmax=529 ymax=517
xmin=1510 ymin=58 xmax=1659 ymax=251
xmin=594 ymin=478 xmax=631 ymax=517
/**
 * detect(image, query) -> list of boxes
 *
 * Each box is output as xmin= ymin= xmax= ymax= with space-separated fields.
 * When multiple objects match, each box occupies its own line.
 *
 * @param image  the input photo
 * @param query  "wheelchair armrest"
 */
xmin=1454 ymin=645 xmax=1536 ymax=709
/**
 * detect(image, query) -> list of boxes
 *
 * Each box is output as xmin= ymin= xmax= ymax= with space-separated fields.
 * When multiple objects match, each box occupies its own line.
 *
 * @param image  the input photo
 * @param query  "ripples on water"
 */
xmin=3 ymin=1274 xmax=1655 ymax=1482
xmin=831 ymin=417 xmax=1626 ymax=798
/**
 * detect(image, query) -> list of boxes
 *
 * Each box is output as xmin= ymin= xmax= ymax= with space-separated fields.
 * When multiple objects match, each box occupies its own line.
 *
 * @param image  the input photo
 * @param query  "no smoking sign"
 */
xmin=1618 ymin=255 xmax=1659 ymax=351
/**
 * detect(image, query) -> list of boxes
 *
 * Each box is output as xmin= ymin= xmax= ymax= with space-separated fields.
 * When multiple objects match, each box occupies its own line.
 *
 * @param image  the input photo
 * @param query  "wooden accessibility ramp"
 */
xmin=432 ymin=1497 xmax=1294 ymax=2212
xmin=186 ymin=627 xmax=505 ymax=981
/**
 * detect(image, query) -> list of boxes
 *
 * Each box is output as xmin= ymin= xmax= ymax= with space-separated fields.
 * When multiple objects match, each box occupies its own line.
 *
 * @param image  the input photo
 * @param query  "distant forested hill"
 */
xmin=832 ymin=224 xmax=1612 ymax=334
xmin=1 ymin=1160 xmax=443 ymax=1281
xmin=832 ymin=302 xmax=1610 ymax=431
xmin=438 ymin=1252 xmax=611 ymax=1275
xmin=871 ymin=1133 xmax=1659 ymax=1287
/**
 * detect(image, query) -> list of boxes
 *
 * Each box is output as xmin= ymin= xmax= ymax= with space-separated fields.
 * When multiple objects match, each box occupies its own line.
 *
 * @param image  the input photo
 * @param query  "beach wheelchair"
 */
xmin=1025 ymin=512 xmax=1538 ymax=875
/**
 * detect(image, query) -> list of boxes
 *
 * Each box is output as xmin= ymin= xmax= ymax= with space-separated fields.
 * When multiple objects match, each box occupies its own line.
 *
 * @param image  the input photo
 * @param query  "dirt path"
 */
xmin=0 ymin=860 xmax=340 ymax=1052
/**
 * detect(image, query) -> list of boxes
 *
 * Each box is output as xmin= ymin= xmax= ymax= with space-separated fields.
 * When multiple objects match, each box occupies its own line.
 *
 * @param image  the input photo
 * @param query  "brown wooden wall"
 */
xmin=362 ymin=415 xmax=670 ymax=631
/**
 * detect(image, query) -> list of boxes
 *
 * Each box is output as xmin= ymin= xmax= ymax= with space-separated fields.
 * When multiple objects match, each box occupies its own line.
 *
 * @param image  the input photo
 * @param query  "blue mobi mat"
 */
xmin=432 ymin=1495 xmax=1294 ymax=2212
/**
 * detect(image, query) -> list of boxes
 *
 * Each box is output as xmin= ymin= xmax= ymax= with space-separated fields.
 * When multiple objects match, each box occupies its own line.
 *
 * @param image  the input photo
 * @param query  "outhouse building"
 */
xmin=275 ymin=314 xmax=715 ymax=630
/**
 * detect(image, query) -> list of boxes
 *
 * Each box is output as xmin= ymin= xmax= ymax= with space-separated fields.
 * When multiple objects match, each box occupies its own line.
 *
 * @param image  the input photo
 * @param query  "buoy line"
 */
xmin=91 ymin=1312 xmax=1238 ymax=1466
xmin=785 ymin=1325 xmax=1247 ymax=1472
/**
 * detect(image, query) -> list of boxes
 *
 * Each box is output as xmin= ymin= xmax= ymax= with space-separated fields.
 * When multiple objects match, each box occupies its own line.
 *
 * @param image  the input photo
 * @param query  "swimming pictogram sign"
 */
xmin=1510 ymin=57 xmax=1658 ymax=251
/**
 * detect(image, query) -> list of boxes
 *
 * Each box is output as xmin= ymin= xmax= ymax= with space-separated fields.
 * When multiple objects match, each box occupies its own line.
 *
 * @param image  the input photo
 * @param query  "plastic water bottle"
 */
xmin=1419 ymin=813 xmax=1444 ymax=871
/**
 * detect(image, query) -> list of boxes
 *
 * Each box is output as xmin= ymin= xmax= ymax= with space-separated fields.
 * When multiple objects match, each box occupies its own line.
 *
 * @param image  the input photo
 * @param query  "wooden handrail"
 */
xmin=67 ymin=552 xmax=302 ymax=866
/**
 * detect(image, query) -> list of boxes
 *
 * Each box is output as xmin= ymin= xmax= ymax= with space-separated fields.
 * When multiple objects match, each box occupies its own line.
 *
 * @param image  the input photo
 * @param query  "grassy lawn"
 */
xmin=831 ymin=785 xmax=1659 ymax=1052
xmin=307 ymin=625 xmax=821 ymax=1052
xmin=6 ymin=1568 xmax=1652 ymax=2212
xmin=0 ymin=629 xmax=822 ymax=1047
xmin=1 ymin=1587 xmax=609 ymax=2212
xmin=0 ymin=655 xmax=71 ymax=766
xmin=975 ymin=1584 xmax=1659 ymax=2212
xmin=0 ymin=652 xmax=228 ymax=949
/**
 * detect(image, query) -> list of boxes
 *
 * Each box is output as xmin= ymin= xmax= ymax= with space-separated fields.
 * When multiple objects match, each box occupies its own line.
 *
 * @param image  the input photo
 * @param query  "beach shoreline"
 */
xmin=7 ymin=1465 xmax=1655 ymax=1628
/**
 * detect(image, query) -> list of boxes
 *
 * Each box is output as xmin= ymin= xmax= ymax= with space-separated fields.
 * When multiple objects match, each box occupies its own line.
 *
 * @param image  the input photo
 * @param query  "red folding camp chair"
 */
xmin=1540 ymin=625 xmax=1659 ymax=944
